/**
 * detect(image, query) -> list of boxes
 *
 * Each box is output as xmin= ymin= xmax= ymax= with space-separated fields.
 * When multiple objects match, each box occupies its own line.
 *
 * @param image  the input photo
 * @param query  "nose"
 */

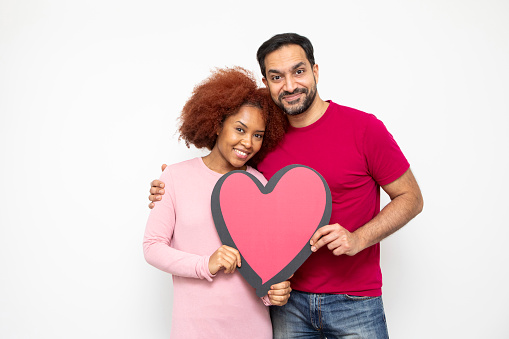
xmin=241 ymin=136 xmax=252 ymax=149
xmin=283 ymin=76 xmax=297 ymax=93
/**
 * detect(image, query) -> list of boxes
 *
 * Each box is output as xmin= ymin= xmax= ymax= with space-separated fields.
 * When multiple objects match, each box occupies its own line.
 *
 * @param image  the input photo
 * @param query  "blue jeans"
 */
xmin=270 ymin=290 xmax=389 ymax=339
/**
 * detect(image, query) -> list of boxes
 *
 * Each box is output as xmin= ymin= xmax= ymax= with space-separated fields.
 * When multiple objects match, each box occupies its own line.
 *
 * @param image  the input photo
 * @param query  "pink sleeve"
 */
xmin=261 ymin=295 xmax=272 ymax=306
xmin=363 ymin=115 xmax=410 ymax=186
xmin=143 ymin=168 xmax=215 ymax=281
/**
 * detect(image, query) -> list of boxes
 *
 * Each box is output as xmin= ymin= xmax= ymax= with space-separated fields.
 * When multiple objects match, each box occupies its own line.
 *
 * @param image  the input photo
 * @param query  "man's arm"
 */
xmin=309 ymin=168 xmax=423 ymax=256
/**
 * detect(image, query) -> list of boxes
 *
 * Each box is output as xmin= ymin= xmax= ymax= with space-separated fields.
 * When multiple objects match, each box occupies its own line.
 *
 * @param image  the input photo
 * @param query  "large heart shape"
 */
xmin=211 ymin=164 xmax=331 ymax=297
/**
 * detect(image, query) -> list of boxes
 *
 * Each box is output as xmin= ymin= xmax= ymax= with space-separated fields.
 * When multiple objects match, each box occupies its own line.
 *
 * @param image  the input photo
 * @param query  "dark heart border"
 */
xmin=211 ymin=164 xmax=332 ymax=297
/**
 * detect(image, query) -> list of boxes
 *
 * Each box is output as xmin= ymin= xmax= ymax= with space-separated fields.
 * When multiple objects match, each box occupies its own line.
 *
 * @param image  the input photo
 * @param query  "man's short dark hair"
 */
xmin=256 ymin=33 xmax=315 ymax=78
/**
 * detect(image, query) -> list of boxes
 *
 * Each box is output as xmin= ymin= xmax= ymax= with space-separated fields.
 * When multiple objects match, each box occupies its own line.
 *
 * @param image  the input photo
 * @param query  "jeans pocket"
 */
xmin=344 ymin=294 xmax=378 ymax=301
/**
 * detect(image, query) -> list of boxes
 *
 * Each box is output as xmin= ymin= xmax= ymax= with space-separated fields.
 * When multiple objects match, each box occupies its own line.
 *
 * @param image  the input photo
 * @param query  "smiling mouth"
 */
xmin=280 ymin=88 xmax=307 ymax=104
xmin=284 ymin=93 xmax=302 ymax=102
xmin=234 ymin=149 xmax=249 ymax=158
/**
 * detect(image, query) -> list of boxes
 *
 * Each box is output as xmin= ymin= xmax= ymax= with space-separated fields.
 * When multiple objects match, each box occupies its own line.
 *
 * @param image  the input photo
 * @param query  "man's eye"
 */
xmin=296 ymin=69 xmax=304 ymax=75
xmin=272 ymin=75 xmax=281 ymax=81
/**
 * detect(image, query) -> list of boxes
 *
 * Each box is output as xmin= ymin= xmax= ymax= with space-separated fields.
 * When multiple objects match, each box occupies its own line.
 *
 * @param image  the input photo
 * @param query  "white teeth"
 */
xmin=235 ymin=149 xmax=247 ymax=156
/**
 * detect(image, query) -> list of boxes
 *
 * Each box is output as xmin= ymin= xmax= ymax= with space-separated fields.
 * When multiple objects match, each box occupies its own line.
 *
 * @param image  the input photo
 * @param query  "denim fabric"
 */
xmin=270 ymin=290 xmax=389 ymax=339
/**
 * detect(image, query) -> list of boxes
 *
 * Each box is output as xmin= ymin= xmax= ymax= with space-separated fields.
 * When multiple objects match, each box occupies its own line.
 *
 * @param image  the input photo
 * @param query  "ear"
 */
xmin=313 ymin=64 xmax=319 ymax=84
xmin=262 ymin=77 xmax=268 ymax=87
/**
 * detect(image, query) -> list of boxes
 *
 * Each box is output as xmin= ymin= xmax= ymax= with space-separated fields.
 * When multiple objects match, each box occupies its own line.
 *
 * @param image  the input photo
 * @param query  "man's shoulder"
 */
xmin=328 ymin=101 xmax=377 ymax=124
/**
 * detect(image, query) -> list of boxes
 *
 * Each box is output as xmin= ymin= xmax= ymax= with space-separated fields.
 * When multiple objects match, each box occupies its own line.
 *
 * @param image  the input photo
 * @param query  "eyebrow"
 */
xmin=267 ymin=61 xmax=306 ymax=75
xmin=236 ymin=121 xmax=265 ymax=133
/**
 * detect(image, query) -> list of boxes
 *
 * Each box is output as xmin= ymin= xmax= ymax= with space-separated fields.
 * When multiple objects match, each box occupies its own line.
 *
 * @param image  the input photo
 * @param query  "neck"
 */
xmin=287 ymin=94 xmax=329 ymax=128
xmin=202 ymin=151 xmax=246 ymax=175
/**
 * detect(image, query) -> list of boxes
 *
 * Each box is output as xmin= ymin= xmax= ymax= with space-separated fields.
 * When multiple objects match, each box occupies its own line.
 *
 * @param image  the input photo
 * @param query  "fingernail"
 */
xmin=311 ymin=246 xmax=316 ymax=252
xmin=159 ymin=189 xmax=164 ymax=194
xmin=160 ymin=183 xmax=164 ymax=187
xmin=309 ymin=240 xmax=314 ymax=245
xmin=157 ymin=196 xmax=161 ymax=200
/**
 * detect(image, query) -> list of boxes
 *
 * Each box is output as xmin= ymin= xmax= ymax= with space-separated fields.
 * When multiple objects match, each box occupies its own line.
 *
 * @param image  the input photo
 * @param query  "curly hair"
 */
xmin=178 ymin=67 xmax=287 ymax=166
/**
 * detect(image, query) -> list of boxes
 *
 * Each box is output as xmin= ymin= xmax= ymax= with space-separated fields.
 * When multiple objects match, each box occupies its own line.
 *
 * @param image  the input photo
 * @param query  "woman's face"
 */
xmin=213 ymin=105 xmax=266 ymax=171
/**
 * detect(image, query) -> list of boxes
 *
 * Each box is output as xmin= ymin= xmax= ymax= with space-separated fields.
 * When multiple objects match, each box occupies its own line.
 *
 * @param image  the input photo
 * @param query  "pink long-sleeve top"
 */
xmin=143 ymin=157 xmax=272 ymax=338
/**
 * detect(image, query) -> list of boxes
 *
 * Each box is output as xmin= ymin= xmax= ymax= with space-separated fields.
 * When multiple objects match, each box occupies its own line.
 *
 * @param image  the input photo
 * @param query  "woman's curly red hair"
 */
xmin=178 ymin=67 xmax=287 ymax=166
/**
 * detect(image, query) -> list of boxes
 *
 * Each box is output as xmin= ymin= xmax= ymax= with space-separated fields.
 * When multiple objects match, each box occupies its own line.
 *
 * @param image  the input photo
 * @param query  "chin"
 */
xmin=231 ymin=159 xmax=248 ymax=168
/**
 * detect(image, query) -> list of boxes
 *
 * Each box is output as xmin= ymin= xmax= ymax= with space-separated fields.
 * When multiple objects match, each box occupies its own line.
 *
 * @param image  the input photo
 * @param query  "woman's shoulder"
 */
xmin=162 ymin=157 xmax=203 ymax=179
xmin=246 ymin=166 xmax=268 ymax=185
xmin=167 ymin=157 xmax=201 ymax=169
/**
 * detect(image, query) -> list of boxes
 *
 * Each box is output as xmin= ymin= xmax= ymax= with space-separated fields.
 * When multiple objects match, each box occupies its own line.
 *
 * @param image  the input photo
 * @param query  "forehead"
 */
xmin=264 ymin=44 xmax=309 ymax=72
xmin=226 ymin=105 xmax=265 ymax=126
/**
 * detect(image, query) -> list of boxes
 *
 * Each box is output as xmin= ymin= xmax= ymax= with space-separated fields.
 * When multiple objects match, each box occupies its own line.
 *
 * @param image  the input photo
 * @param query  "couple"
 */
xmin=144 ymin=33 xmax=423 ymax=338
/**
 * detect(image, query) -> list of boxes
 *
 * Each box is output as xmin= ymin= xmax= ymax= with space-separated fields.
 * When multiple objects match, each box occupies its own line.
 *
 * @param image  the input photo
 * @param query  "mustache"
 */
xmin=278 ymin=88 xmax=308 ymax=101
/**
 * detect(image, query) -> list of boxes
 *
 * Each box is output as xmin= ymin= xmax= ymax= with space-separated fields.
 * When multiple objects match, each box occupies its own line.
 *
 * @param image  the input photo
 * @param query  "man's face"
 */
xmin=262 ymin=44 xmax=318 ymax=116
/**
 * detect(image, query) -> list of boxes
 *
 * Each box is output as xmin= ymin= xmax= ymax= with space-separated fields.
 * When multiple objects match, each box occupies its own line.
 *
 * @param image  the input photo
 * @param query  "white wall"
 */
xmin=1 ymin=1 xmax=508 ymax=338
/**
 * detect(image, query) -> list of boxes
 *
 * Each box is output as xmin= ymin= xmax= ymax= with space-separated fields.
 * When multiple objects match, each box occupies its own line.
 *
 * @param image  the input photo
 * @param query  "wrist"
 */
xmin=352 ymin=228 xmax=369 ymax=253
xmin=205 ymin=256 xmax=218 ymax=276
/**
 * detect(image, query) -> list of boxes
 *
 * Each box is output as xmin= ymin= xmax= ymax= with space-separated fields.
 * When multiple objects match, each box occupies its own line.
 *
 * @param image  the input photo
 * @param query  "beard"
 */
xmin=275 ymin=83 xmax=317 ymax=116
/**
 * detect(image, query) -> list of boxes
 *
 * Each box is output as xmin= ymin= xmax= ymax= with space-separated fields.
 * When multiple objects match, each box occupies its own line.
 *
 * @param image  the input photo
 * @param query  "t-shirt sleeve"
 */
xmin=143 ymin=168 xmax=215 ymax=281
xmin=363 ymin=115 xmax=410 ymax=186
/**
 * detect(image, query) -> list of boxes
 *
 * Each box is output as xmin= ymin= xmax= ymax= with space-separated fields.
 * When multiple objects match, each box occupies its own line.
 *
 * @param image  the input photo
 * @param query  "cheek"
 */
xmin=223 ymin=131 xmax=238 ymax=143
xmin=253 ymin=139 xmax=264 ymax=153
xmin=217 ymin=133 xmax=236 ymax=152
xmin=268 ymin=85 xmax=280 ymax=99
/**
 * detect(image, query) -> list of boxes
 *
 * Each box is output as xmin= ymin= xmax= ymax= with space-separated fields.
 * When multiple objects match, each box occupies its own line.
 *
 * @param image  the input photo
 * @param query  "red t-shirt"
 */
xmin=257 ymin=101 xmax=410 ymax=296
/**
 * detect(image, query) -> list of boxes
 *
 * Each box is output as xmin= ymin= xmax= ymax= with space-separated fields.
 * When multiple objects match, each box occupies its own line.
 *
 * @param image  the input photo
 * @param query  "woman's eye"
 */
xmin=255 ymin=134 xmax=264 ymax=139
xmin=236 ymin=127 xmax=244 ymax=132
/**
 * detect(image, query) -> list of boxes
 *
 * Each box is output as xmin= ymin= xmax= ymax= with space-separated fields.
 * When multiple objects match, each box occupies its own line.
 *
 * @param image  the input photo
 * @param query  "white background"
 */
xmin=1 ymin=1 xmax=508 ymax=338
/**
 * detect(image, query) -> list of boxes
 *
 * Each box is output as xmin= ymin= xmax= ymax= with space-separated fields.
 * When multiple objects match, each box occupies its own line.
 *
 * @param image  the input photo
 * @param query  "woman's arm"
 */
xmin=143 ymin=169 xmax=214 ymax=281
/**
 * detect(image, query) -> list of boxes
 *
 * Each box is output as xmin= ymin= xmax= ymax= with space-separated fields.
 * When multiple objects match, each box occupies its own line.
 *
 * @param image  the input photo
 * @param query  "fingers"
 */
xmin=151 ymin=180 xmax=165 ymax=189
xmin=149 ymin=180 xmax=165 ymax=205
xmin=148 ymin=194 xmax=162 ymax=203
xmin=209 ymin=249 xmax=233 ymax=275
xmin=312 ymin=232 xmax=342 ymax=252
xmin=210 ymin=246 xmax=241 ymax=274
xmin=227 ymin=246 xmax=242 ymax=269
xmin=310 ymin=224 xmax=357 ymax=256
xmin=309 ymin=224 xmax=338 ymax=251
xmin=150 ymin=186 xmax=165 ymax=194
xmin=309 ymin=225 xmax=333 ymax=245
xmin=332 ymin=245 xmax=348 ymax=256
xmin=222 ymin=246 xmax=241 ymax=272
xmin=268 ymin=281 xmax=292 ymax=306
xmin=150 ymin=186 xmax=165 ymax=197
xmin=269 ymin=281 xmax=291 ymax=293
xmin=161 ymin=164 xmax=167 ymax=172
xmin=269 ymin=294 xmax=291 ymax=306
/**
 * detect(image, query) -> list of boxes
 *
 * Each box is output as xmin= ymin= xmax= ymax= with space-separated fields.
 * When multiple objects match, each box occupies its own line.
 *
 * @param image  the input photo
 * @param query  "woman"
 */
xmin=143 ymin=67 xmax=289 ymax=338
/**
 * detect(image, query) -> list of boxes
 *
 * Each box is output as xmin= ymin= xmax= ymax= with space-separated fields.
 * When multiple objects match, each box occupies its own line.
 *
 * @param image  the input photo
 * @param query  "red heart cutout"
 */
xmin=211 ymin=165 xmax=331 ymax=297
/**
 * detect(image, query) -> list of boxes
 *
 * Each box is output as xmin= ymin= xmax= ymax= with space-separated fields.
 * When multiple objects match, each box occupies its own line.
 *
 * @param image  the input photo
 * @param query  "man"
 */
xmin=149 ymin=33 xmax=423 ymax=338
